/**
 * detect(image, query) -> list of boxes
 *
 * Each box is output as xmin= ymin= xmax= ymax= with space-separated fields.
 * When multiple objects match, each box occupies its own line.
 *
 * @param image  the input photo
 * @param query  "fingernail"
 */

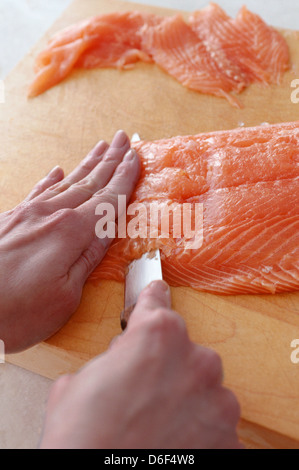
xmin=111 ymin=130 xmax=128 ymax=148
xmin=148 ymin=280 xmax=170 ymax=295
xmin=48 ymin=165 xmax=61 ymax=178
xmin=123 ymin=149 xmax=136 ymax=162
xmin=147 ymin=280 xmax=171 ymax=307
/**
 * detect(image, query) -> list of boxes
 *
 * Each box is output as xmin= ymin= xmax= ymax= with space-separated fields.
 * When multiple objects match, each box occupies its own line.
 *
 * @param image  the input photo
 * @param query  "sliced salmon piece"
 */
xmin=190 ymin=3 xmax=290 ymax=85
xmin=28 ymin=7 xmax=290 ymax=104
xmin=235 ymin=5 xmax=290 ymax=84
xmin=140 ymin=14 xmax=241 ymax=107
xmin=28 ymin=12 xmax=158 ymax=97
xmin=75 ymin=12 xmax=160 ymax=69
xmin=90 ymin=121 xmax=299 ymax=295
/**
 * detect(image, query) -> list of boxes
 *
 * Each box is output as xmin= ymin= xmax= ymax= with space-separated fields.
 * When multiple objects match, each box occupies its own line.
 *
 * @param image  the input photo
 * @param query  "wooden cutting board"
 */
xmin=1 ymin=0 xmax=299 ymax=449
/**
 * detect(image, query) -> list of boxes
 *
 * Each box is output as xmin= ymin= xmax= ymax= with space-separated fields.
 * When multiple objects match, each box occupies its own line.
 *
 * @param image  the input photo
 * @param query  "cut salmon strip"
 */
xmin=90 ymin=121 xmax=299 ymax=295
xmin=140 ymin=14 xmax=241 ymax=107
xmin=28 ymin=7 xmax=290 ymax=104
xmin=28 ymin=12 xmax=158 ymax=97
xmin=190 ymin=4 xmax=289 ymax=86
xmin=235 ymin=5 xmax=290 ymax=84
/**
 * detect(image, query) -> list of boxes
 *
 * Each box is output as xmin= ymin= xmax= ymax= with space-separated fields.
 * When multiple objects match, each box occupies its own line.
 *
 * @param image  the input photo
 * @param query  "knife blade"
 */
xmin=120 ymin=133 xmax=164 ymax=329
xmin=121 ymin=248 xmax=163 ymax=330
xmin=131 ymin=132 xmax=141 ymax=143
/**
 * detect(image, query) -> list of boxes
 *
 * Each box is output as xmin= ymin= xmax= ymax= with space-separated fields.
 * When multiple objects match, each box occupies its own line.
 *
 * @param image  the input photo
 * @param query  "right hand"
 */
xmin=40 ymin=280 xmax=243 ymax=449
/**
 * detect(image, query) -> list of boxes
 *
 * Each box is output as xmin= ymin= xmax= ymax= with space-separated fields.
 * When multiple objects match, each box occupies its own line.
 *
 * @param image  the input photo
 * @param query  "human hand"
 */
xmin=40 ymin=280 xmax=243 ymax=449
xmin=0 ymin=131 xmax=140 ymax=352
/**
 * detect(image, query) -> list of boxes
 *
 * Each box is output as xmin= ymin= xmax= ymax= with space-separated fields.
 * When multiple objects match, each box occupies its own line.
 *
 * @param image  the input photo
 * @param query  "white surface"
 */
xmin=0 ymin=0 xmax=71 ymax=80
xmin=0 ymin=364 xmax=50 ymax=449
xmin=0 ymin=0 xmax=298 ymax=450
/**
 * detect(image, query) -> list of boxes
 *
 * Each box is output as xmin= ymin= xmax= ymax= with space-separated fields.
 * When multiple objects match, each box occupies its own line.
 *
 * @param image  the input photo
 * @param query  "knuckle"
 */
xmin=135 ymin=308 xmax=188 ymax=361
xmin=48 ymin=374 xmax=72 ymax=403
xmin=146 ymin=307 xmax=186 ymax=338
xmin=206 ymin=349 xmax=223 ymax=373
xmin=74 ymin=175 xmax=97 ymax=193
xmin=56 ymin=207 xmax=75 ymax=221
xmin=13 ymin=200 xmax=44 ymax=221
xmin=48 ymin=181 xmax=71 ymax=195
xmin=81 ymin=157 xmax=96 ymax=173
xmin=84 ymin=246 xmax=98 ymax=266
xmin=219 ymin=387 xmax=241 ymax=424
xmin=196 ymin=347 xmax=223 ymax=386
xmin=59 ymin=281 xmax=81 ymax=313
xmin=116 ymin=161 xmax=132 ymax=177
xmin=93 ymin=188 xmax=118 ymax=207
xmin=80 ymin=244 xmax=102 ymax=276
xmin=50 ymin=208 xmax=80 ymax=229
xmin=103 ymin=148 xmax=122 ymax=163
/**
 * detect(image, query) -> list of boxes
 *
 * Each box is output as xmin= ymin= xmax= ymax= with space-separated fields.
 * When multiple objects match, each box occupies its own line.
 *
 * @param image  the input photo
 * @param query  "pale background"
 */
xmin=0 ymin=0 xmax=298 ymax=449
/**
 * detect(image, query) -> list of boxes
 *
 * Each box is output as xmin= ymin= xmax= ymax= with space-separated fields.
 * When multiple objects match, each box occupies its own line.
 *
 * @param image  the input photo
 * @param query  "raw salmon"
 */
xmin=29 ymin=12 xmax=158 ymax=97
xmin=28 ymin=6 xmax=290 ymax=105
xmin=189 ymin=3 xmax=290 ymax=87
xmin=90 ymin=121 xmax=299 ymax=295
xmin=140 ymin=14 xmax=241 ymax=107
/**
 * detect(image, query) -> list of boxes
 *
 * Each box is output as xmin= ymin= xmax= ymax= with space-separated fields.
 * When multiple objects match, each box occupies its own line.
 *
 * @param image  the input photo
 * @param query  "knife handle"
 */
xmin=120 ymin=304 xmax=136 ymax=330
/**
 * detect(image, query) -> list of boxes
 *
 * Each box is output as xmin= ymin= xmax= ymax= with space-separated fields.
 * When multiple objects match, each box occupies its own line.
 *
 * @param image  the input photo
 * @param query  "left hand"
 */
xmin=0 ymin=130 xmax=140 ymax=352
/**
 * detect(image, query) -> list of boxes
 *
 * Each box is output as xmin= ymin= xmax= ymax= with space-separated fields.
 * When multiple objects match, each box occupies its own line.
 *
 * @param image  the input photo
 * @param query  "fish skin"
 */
xmin=90 ymin=121 xmax=299 ymax=295
xmin=28 ymin=7 xmax=290 ymax=104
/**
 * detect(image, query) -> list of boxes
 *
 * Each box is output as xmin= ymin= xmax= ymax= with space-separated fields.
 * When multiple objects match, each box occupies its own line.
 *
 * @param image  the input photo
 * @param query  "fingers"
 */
xmin=46 ymin=130 xmax=131 ymax=210
xmin=193 ymin=345 xmax=224 ymax=388
xmin=25 ymin=166 xmax=64 ymax=201
xmin=68 ymin=145 xmax=140 ymax=284
xmin=76 ymin=145 xmax=140 ymax=245
xmin=59 ymin=140 xmax=109 ymax=186
xmin=133 ymin=280 xmax=172 ymax=315
xmin=68 ymin=237 xmax=111 ymax=285
xmin=110 ymin=281 xmax=172 ymax=349
xmin=24 ymin=139 xmax=107 ymax=204
xmin=127 ymin=280 xmax=175 ymax=329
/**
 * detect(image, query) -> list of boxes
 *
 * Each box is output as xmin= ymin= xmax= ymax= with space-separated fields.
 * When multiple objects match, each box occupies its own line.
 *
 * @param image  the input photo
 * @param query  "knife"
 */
xmin=120 ymin=133 xmax=164 ymax=330
xmin=121 ymin=248 xmax=163 ymax=330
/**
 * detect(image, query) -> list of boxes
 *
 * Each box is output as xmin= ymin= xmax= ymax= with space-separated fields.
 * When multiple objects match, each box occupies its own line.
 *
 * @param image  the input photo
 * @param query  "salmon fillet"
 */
xmin=90 ymin=121 xmax=299 ymax=295
xmin=28 ymin=7 xmax=290 ymax=105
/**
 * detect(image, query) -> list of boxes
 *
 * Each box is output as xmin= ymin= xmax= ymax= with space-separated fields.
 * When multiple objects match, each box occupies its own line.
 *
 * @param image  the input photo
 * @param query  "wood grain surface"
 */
xmin=1 ymin=0 xmax=299 ymax=449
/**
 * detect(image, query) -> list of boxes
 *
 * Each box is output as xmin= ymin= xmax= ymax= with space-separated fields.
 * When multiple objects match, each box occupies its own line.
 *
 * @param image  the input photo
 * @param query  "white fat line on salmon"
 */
xmin=95 ymin=196 xmax=203 ymax=250
xmin=0 ymin=340 xmax=5 ymax=364
xmin=0 ymin=81 xmax=4 ymax=104
xmin=291 ymin=79 xmax=299 ymax=104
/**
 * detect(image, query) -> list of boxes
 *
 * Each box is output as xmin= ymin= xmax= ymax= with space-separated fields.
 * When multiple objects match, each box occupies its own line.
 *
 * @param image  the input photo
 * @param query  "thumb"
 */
xmin=127 ymin=280 xmax=172 ymax=329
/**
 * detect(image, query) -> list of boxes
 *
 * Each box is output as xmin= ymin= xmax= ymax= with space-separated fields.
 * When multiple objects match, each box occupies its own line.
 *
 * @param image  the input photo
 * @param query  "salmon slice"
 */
xmin=90 ymin=121 xmax=299 ymax=295
xmin=190 ymin=3 xmax=290 ymax=86
xmin=28 ymin=11 xmax=158 ymax=97
xmin=28 ymin=7 xmax=290 ymax=104
xmin=140 ymin=14 xmax=241 ymax=107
